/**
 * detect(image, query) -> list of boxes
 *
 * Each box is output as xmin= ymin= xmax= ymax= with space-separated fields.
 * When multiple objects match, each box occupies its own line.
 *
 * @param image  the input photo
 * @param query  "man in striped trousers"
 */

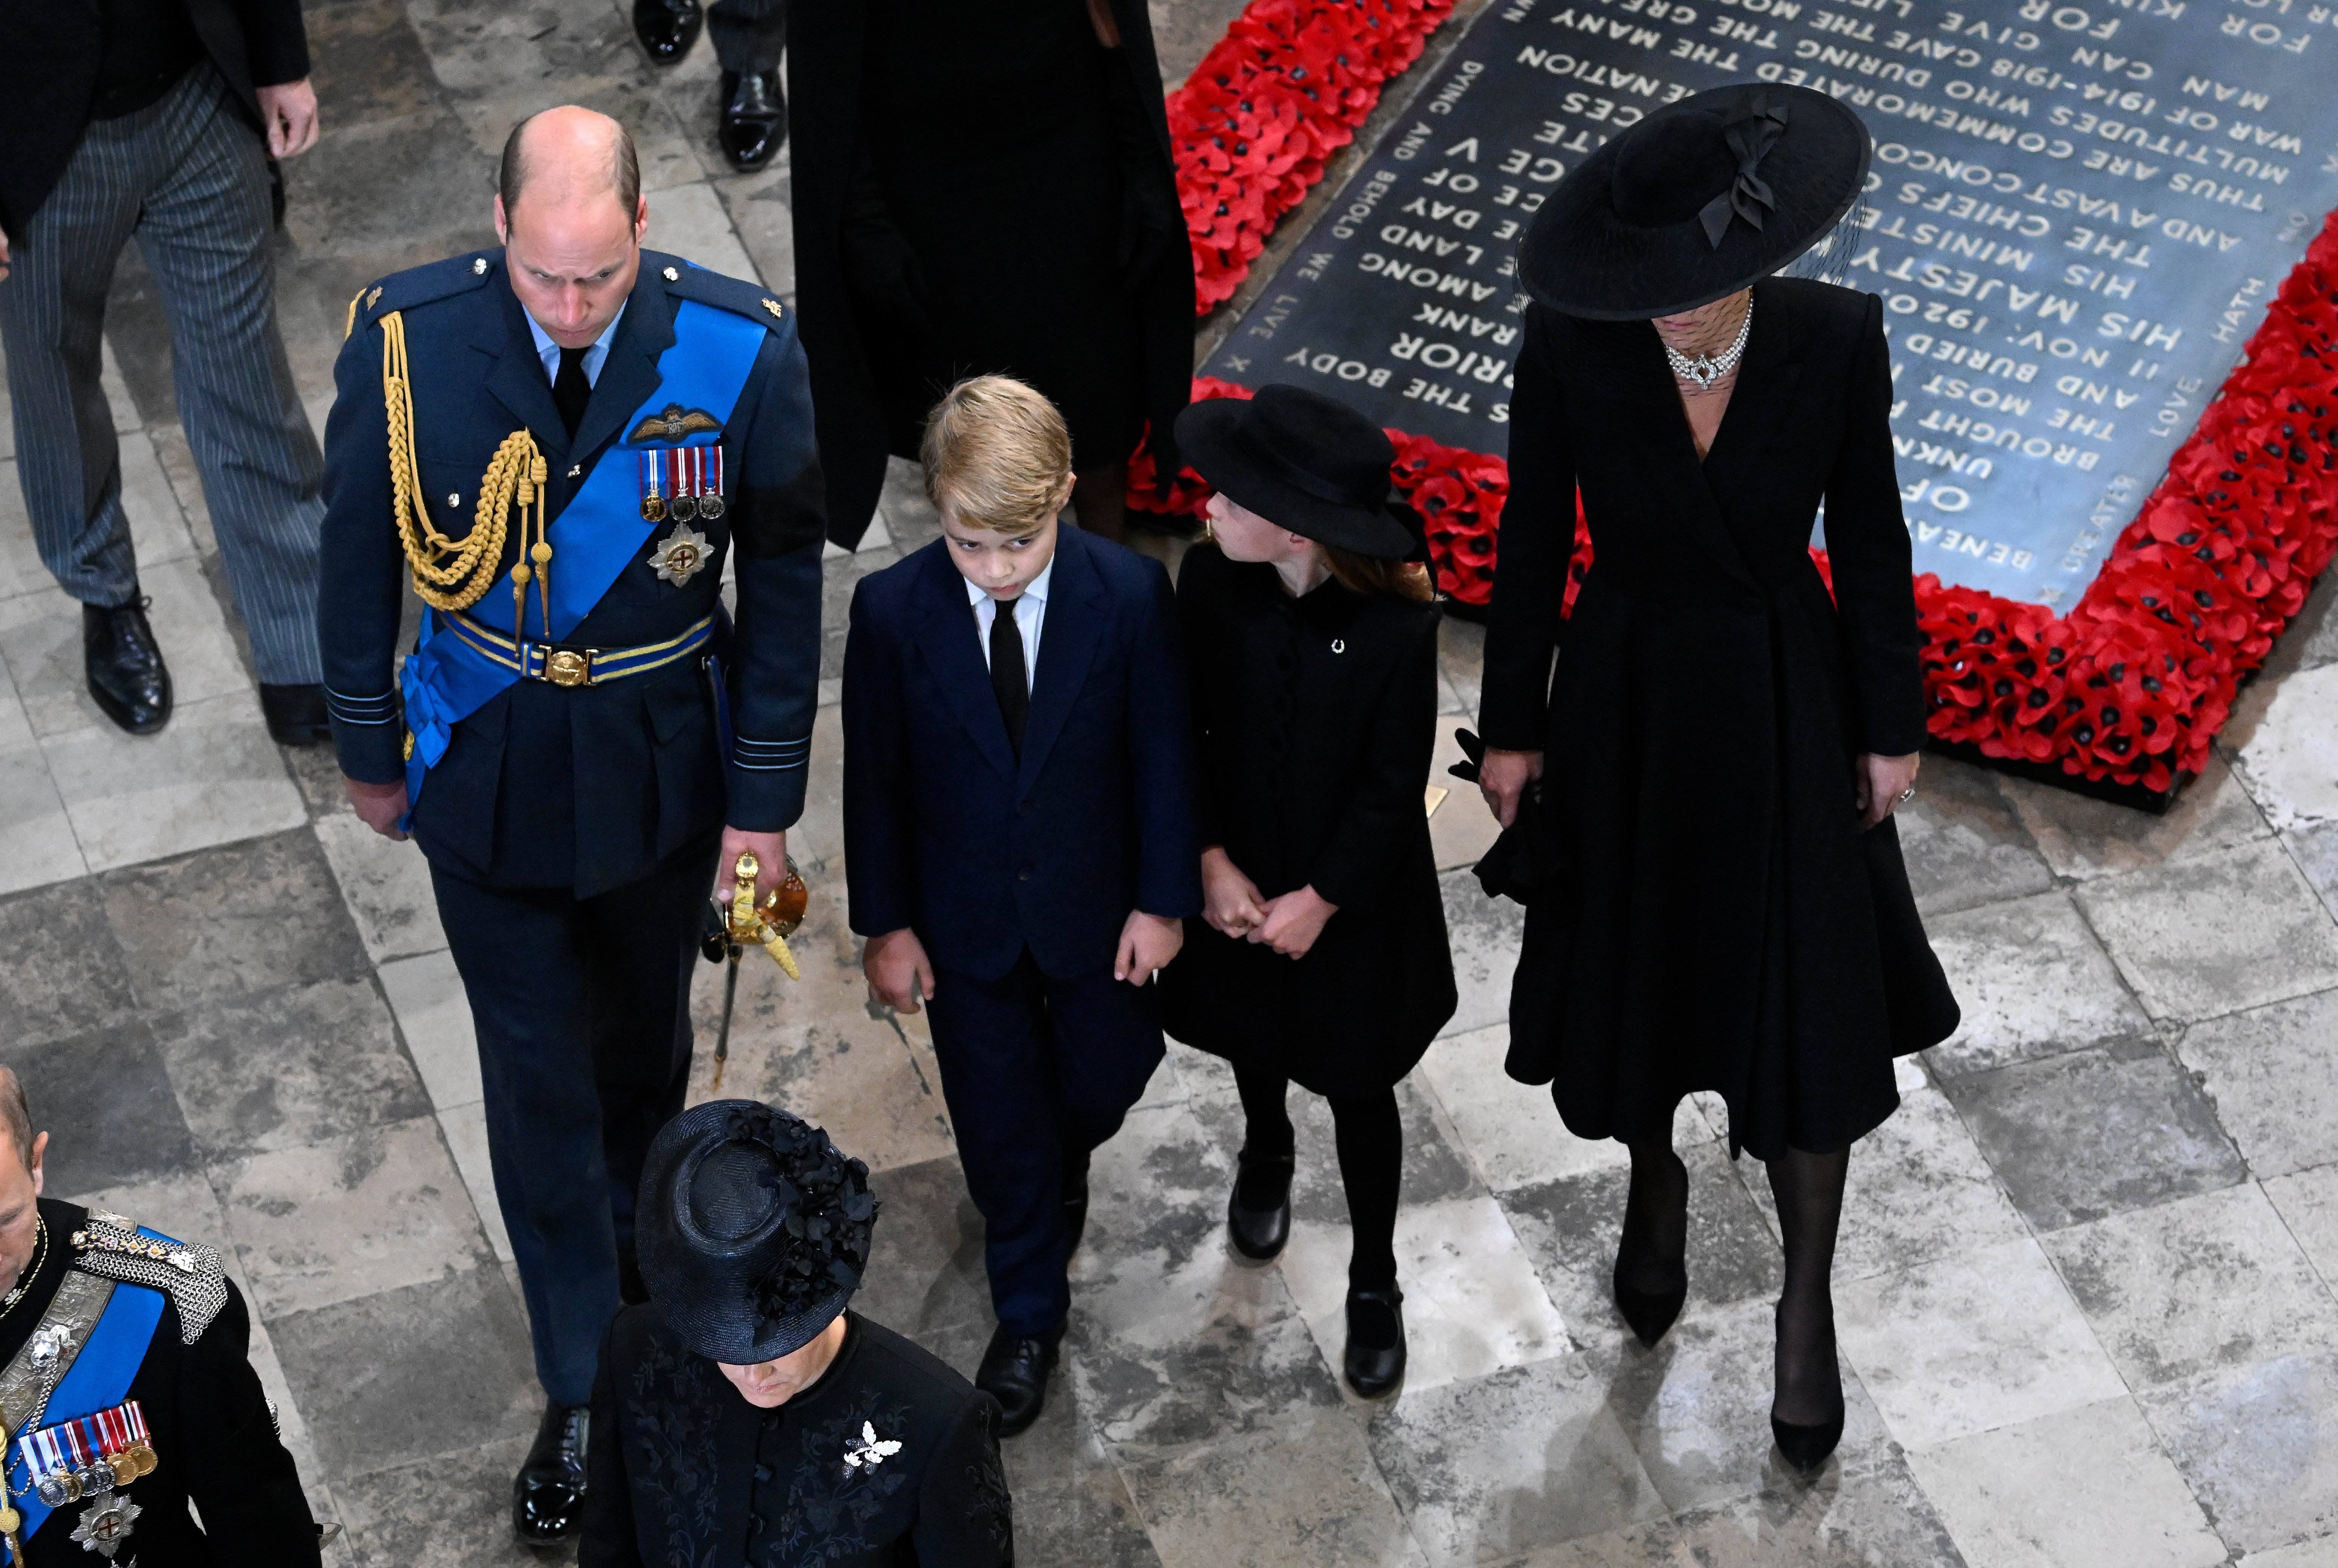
xmin=0 ymin=0 xmax=330 ymax=743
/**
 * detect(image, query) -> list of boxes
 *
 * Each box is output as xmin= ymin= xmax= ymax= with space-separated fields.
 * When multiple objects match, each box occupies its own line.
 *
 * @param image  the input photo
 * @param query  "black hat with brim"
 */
xmin=1519 ymin=83 xmax=1872 ymax=320
xmin=636 ymin=1100 xmax=879 ymax=1365
xmin=1176 ymin=385 xmax=1419 ymax=560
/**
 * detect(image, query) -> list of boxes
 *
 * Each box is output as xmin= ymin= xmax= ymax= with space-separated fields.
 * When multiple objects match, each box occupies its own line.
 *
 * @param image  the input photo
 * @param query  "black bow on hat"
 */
xmin=1699 ymin=94 xmax=1789 ymax=249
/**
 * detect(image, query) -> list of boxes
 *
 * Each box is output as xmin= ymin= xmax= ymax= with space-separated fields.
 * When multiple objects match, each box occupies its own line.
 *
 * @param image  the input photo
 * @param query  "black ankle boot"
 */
xmin=1227 ymin=1146 xmax=1294 ymax=1261
xmin=1343 ymin=1285 xmax=1406 ymax=1398
xmin=1612 ymin=1150 xmax=1688 ymax=1347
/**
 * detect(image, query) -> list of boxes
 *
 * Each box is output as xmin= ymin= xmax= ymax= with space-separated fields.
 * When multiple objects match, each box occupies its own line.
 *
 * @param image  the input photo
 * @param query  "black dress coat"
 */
xmin=581 ymin=1308 xmax=1011 ymax=1567
xmin=1161 ymin=545 xmax=1456 ymax=1094
xmin=1479 ymin=278 xmax=1959 ymax=1161
xmin=787 ymin=0 xmax=1193 ymax=548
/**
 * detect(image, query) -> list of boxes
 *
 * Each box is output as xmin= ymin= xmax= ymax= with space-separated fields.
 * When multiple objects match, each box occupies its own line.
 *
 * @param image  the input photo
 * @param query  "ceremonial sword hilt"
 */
xmin=727 ymin=851 xmax=807 ymax=981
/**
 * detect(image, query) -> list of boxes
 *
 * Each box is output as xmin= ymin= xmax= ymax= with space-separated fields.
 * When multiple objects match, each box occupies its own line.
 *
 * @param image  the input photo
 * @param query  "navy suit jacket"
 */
xmin=319 ymin=249 xmax=825 ymax=896
xmin=842 ymin=526 xmax=1202 ymax=981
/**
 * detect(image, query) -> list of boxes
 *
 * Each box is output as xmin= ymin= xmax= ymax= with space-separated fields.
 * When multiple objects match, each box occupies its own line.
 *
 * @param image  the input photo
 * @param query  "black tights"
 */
xmin=1233 ymin=1063 xmax=1402 ymax=1289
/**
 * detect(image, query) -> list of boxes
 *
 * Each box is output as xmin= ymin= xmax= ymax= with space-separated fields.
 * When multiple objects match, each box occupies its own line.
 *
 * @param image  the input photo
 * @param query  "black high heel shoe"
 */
xmin=1227 ymin=1147 xmax=1294 ymax=1261
xmin=1343 ymin=1285 xmax=1406 ymax=1398
xmin=1770 ymin=1310 xmax=1846 ymax=1472
xmin=1612 ymin=1151 xmax=1688 ymax=1347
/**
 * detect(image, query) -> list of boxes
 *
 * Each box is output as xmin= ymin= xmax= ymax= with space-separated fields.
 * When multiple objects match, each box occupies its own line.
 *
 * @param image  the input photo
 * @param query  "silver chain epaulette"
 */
xmin=68 ymin=1214 xmax=227 ymax=1346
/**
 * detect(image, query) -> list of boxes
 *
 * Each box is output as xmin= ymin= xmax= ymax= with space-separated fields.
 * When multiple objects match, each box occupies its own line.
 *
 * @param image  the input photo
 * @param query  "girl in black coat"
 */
xmin=1161 ymin=386 xmax=1458 ymax=1398
xmin=1479 ymin=88 xmax=1959 ymax=1472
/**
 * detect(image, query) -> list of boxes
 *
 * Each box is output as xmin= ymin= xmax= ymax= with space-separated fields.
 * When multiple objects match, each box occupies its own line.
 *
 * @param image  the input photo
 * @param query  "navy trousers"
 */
xmin=430 ymin=833 xmax=717 ymax=1406
xmin=924 ymin=950 xmax=1167 ymax=1338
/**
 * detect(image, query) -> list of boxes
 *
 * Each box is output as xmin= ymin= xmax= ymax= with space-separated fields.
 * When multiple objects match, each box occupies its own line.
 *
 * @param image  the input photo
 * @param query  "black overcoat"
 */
xmin=787 ymin=0 xmax=1193 ymax=548
xmin=1479 ymin=278 xmax=1959 ymax=1161
xmin=1161 ymin=545 xmax=1457 ymax=1093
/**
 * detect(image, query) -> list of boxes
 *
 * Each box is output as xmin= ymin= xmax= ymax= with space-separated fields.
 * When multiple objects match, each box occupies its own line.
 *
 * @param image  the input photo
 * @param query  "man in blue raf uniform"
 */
xmin=318 ymin=107 xmax=823 ymax=1545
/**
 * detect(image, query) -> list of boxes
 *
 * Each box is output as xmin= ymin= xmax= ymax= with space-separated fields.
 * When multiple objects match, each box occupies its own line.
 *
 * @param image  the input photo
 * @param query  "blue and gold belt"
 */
xmin=443 ymin=611 xmax=714 ymax=689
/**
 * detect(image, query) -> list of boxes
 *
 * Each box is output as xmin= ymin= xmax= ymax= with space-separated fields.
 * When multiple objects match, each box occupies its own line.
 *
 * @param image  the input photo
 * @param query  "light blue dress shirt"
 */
xmin=526 ymin=301 xmax=627 ymax=388
xmin=966 ymin=554 xmax=1053 ymax=693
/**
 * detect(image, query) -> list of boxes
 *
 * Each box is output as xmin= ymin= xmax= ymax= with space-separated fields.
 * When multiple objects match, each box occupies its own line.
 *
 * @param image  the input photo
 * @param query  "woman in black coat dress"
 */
xmin=1476 ymin=87 xmax=1959 ymax=1470
xmin=1161 ymin=385 xmax=1457 ymax=1399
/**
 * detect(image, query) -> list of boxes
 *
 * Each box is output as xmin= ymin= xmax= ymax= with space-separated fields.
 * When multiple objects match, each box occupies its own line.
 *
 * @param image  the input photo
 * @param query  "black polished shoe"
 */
xmin=975 ymin=1322 xmax=1062 ymax=1438
xmin=1227 ymin=1146 xmax=1294 ymax=1262
xmin=1062 ymin=1150 xmax=1091 ymax=1257
xmin=512 ymin=1402 xmax=588 ymax=1544
xmin=718 ymin=69 xmax=787 ymax=171
xmin=1771 ymin=1408 xmax=1846 ymax=1473
xmin=258 ymin=683 xmax=330 ymax=747
xmin=1343 ymin=1285 xmax=1406 ymax=1399
xmin=83 ymin=596 xmax=171 ymax=736
xmin=632 ymin=0 xmax=702 ymax=62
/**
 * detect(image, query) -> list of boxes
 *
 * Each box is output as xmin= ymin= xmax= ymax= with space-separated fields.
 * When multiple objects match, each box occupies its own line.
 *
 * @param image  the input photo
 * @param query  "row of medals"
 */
xmin=643 ymin=485 xmax=724 ymax=524
xmin=34 ymin=1441 xmax=155 ymax=1508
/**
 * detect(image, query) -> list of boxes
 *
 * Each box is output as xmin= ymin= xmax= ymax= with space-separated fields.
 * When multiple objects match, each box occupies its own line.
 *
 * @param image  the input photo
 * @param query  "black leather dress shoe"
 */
xmin=718 ymin=70 xmax=787 ymax=171
xmin=1062 ymin=1150 xmax=1091 ymax=1257
xmin=975 ymin=1322 xmax=1062 ymax=1437
xmin=1227 ymin=1147 xmax=1294 ymax=1262
xmin=1343 ymin=1285 xmax=1406 ymax=1399
xmin=633 ymin=0 xmax=702 ymax=63
xmin=512 ymin=1403 xmax=589 ymax=1544
xmin=258 ymin=683 xmax=330 ymax=747
xmin=83 ymin=597 xmax=171 ymax=736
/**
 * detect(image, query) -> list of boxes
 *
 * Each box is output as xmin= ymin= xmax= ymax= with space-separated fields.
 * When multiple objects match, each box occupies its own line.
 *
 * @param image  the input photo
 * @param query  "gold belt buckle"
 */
xmin=543 ymin=647 xmax=593 ymax=687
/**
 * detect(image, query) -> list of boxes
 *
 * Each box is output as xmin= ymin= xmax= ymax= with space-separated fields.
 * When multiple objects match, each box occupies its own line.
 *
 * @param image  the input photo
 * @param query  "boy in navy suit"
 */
xmin=843 ymin=376 xmax=1199 ymax=1433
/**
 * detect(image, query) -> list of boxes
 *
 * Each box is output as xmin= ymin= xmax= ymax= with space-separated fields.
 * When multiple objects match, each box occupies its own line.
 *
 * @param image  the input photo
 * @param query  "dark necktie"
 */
xmin=989 ymin=596 xmax=1029 ymax=757
xmin=552 ymin=345 xmax=591 ymax=439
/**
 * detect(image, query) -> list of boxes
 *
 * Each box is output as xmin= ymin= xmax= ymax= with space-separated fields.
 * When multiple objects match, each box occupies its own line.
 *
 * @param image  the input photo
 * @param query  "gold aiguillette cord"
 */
xmin=0 ymin=1393 xmax=23 ymax=1564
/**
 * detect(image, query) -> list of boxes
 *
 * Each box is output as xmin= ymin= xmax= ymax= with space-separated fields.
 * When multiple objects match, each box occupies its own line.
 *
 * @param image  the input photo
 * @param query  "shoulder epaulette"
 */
xmin=69 ymin=1212 xmax=229 ymax=1345
xmin=649 ymin=251 xmax=790 ymax=335
xmin=344 ymin=249 xmax=500 ymax=339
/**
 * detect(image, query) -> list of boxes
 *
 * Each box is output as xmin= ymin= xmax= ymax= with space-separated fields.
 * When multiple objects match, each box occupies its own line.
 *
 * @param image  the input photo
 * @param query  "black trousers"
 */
xmin=710 ymin=0 xmax=786 ymax=74
xmin=430 ymin=832 xmax=718 ymax=1406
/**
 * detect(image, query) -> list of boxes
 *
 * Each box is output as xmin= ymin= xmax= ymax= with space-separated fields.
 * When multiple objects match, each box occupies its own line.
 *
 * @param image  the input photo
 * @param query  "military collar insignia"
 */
xmin=762 ymin=299 xmax=784 ymax=323
xmin=473 ymin=256 xmax=488 ymax=275
xmin=842 ymin=1421 xmax=902 ymax=1474
xmin=629 ymin=403 xmax=724 ymax=444
xmin=652 ymin=523 xmax=712 ymax=587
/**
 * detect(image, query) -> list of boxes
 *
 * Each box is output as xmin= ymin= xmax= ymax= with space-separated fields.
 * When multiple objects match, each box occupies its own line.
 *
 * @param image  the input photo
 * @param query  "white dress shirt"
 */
xmin=966 ymin=555 xmax=1053 ymax=693
xmin=525 ymin=301 xmax=628 ymax=388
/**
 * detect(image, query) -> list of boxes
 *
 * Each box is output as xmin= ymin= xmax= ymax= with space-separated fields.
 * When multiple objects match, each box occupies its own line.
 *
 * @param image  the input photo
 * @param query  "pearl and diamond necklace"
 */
xmin=1664 ymin=298 xmax=1753 ymax=390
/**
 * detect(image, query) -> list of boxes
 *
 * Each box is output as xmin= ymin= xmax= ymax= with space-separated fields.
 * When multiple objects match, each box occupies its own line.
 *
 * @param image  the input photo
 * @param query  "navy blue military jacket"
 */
xmin=840 ymin=525 xmax=1202 ymax=980
xmin=320 ymin=249 xmax=824 ymax=895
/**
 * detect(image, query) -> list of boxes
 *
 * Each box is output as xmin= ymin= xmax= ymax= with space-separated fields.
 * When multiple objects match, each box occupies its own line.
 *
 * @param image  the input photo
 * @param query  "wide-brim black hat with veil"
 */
xmin=636 ymin=1100 xmax=879 ymax=1364
xmin=1519 ymin=83 xmax=1872 ymax=319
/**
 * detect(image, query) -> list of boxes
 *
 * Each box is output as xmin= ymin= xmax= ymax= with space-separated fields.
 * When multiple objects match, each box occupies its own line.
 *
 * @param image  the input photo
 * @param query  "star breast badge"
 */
xmin=651 ymin=523 xmax=711 ymax=587
xmin=841 ymin=1421 xmax=902 ymax=1474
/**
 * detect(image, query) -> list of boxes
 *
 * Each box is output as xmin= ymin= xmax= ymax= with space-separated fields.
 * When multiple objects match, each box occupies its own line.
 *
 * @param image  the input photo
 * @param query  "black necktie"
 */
xmin=989 ymin=596 xmax=1028 ymax=756
xmin=552 ymin=345 xmax=590 ymax=439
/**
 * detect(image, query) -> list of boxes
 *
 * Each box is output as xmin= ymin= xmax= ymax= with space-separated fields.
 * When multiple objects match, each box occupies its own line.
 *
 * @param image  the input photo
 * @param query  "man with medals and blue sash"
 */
xmin=317 ymin=107 xmax=823 ymax=1546
xmin=0 ymin=1069 xmax=324 ymax=1565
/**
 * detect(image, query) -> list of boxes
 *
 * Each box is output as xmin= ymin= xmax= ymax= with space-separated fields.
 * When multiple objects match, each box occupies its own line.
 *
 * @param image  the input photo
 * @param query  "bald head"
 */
xmin=499 ymin=106 xmax=641 ymax=224
xmin=494 ymin=106 xmax=650 ymax=349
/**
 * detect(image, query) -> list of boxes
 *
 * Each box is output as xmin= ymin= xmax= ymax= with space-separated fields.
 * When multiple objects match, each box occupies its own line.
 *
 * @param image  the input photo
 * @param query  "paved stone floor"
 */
xmin=5 ymin=0 xmax=2338 ymax=1563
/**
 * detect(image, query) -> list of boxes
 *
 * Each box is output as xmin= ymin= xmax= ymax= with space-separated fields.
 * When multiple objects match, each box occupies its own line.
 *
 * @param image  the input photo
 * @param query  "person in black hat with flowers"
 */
xmin=1161 ymin=385 xmax=1457 ymax=1398
xmin=1474 ymin=84 xmax=1960 ymax=1472
xmin=579 ymin=1101 xmax=1011 ymax=1566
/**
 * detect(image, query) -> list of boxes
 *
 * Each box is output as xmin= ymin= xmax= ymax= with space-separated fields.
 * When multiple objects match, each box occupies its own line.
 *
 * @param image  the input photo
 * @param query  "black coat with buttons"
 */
xmin=1160 ymin=544 xmax=1456 ymax=1094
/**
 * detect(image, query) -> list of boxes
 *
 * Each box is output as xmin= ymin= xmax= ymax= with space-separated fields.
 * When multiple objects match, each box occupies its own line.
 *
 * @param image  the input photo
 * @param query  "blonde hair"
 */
xmin=921 ymin=376 xmax=1074 ymax=534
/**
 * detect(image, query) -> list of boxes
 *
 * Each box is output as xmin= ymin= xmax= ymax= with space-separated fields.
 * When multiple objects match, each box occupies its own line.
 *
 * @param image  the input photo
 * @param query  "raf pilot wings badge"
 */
xmin=629 ymin=403 xmax=725 ymax=443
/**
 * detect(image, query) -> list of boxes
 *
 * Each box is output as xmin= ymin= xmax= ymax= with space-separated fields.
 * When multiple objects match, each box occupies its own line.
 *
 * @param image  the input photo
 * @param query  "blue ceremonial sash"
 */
xmin=3 ymin=1250 xmax=171 ymax=1556
xmin=399 ymin=295 xmax=767 ymax=817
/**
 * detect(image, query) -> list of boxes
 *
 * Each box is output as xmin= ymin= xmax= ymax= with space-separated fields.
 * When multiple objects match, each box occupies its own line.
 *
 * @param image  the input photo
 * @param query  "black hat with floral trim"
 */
xmin=1518 ymin=82 xmax=1872 ymax=320
xmin=636 ymin=1100 xmax=880 ymax=1364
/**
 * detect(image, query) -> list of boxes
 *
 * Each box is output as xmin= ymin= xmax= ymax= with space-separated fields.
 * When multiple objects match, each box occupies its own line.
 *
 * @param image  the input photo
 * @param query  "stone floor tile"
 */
xmin=0 ymin=554 xmax=240 ymax=738
xmin=157 ymin=975 xmax=431 ymax=1158
xmin=853 ymin=1156 xmax=987 ymax=1342
xmin=11 ymin=1023 xmax=196 ymax=1196
xmin=646 ymin=181 xmax=765 ymax=287
xmin=1280 ymin=1194 xmax=1569 ymax=1399
xmin=1921 ymin=890 xmax=2152 ymax=1077
xmin=2074 ymin=839 xmax=2338 ymax=1021
xmin=0 ymin=875 xmax=137 ymax=1049
xmin=1187 ymin=1072 xmax=1482 ymax=1229
xmin=2265 ymin=1162 xmax=2338 ymax=1287
xmin=314 ymin=815 xmax=446 ymax=964
xmin=281 ymin=105 xmax=498 ymax=259
xmin=1440 ymin=867 xmax=1523 ymax=1038
xmin=104 ymin=828 xmax=377 ymax=1007
xmin=2233 ymin=663 xmax=2338 ymax=832
xmin=302 ymin=0 xmax=441 ymax=131
xmin=1941 ymin=1040 xmax=2245 ymax=1230
xmin=2241 ymin=1539 xmax=2338 ymax=1567
xmin=781 ymin=703 xmax=846 ymax=869
xmin=2139 ymin=1350 xmax=2338 ymax=1557
xmin=1369 ymin=1356 xmax=1667 ymax=1564
xmin=243 ymin=1309 xmax=351 ymax=1553
xmin=2001 ymin=751 xmax=2273 ymax=881
xmin=435 ymin=1100 xmax=514 ymax=1264
xmin=682 ymin=880 xmax=956 ymax=1173
xmin=333 ymin=1434 xmax=548 ymax=1568
xmin=1896 ymin=757 xmax=2057 ymax=917
xmin=44 ymin=694 xmax=306 ymax=872
xmin=0 ymin=739 xmax=85 ymax=894
xmin=1414 ymin=1023 xmax=1709 ymax=1191
xmin=214 ymin=1114 xmax=495 ymax=1320
xmin=715 ymin=167 xmax=798 ymax=300
xmin=1903 ymin=1396 xmax=2224 ymax=1568
xmin=2289 ymin=821 xmax=2338 ymax=925
xmin=1743 ymin=1087 xmax=2028 ymax=1284
xmin=998 ymin=1393 xmax=1163 ymax=1565
xmin=1599 ymin=1294 xmax=1891 ymax=1512
xmin=1437 ymin=615 xmax=1484 ymax=720
xmin=269 ymin=1266 xmax=539 ymax=1478
xmin=284 ymin=733 xmax=359 ymax=819
xmin=2179 ymin=989 xmax=2338 ymax=1178
xmin=1428 ymin=712 xmax=1502 ymax=872
xmin=1836 ymin=1237 xmax=2126 ymax=1449
xmin=1499 ymin=1142 xmax=1784 ymax=1346
xmin=2043 ymin=1182 xmax=2338 ymax=1390
xmin=377 ymin=949 xmax=482 ymax=1112
xmin=1121 ymin=1405 xmax=1430 ymax=1568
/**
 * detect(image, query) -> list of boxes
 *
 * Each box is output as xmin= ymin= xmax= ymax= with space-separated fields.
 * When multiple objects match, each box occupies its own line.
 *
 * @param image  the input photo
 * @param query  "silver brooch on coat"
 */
xmin=651 ymin=523 xmax=712 ymax=587
xmin=1665 ymin=297 xmax=1753 ymax=390
xmin=842 ymin=1421 xmax=902 ymax=1474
